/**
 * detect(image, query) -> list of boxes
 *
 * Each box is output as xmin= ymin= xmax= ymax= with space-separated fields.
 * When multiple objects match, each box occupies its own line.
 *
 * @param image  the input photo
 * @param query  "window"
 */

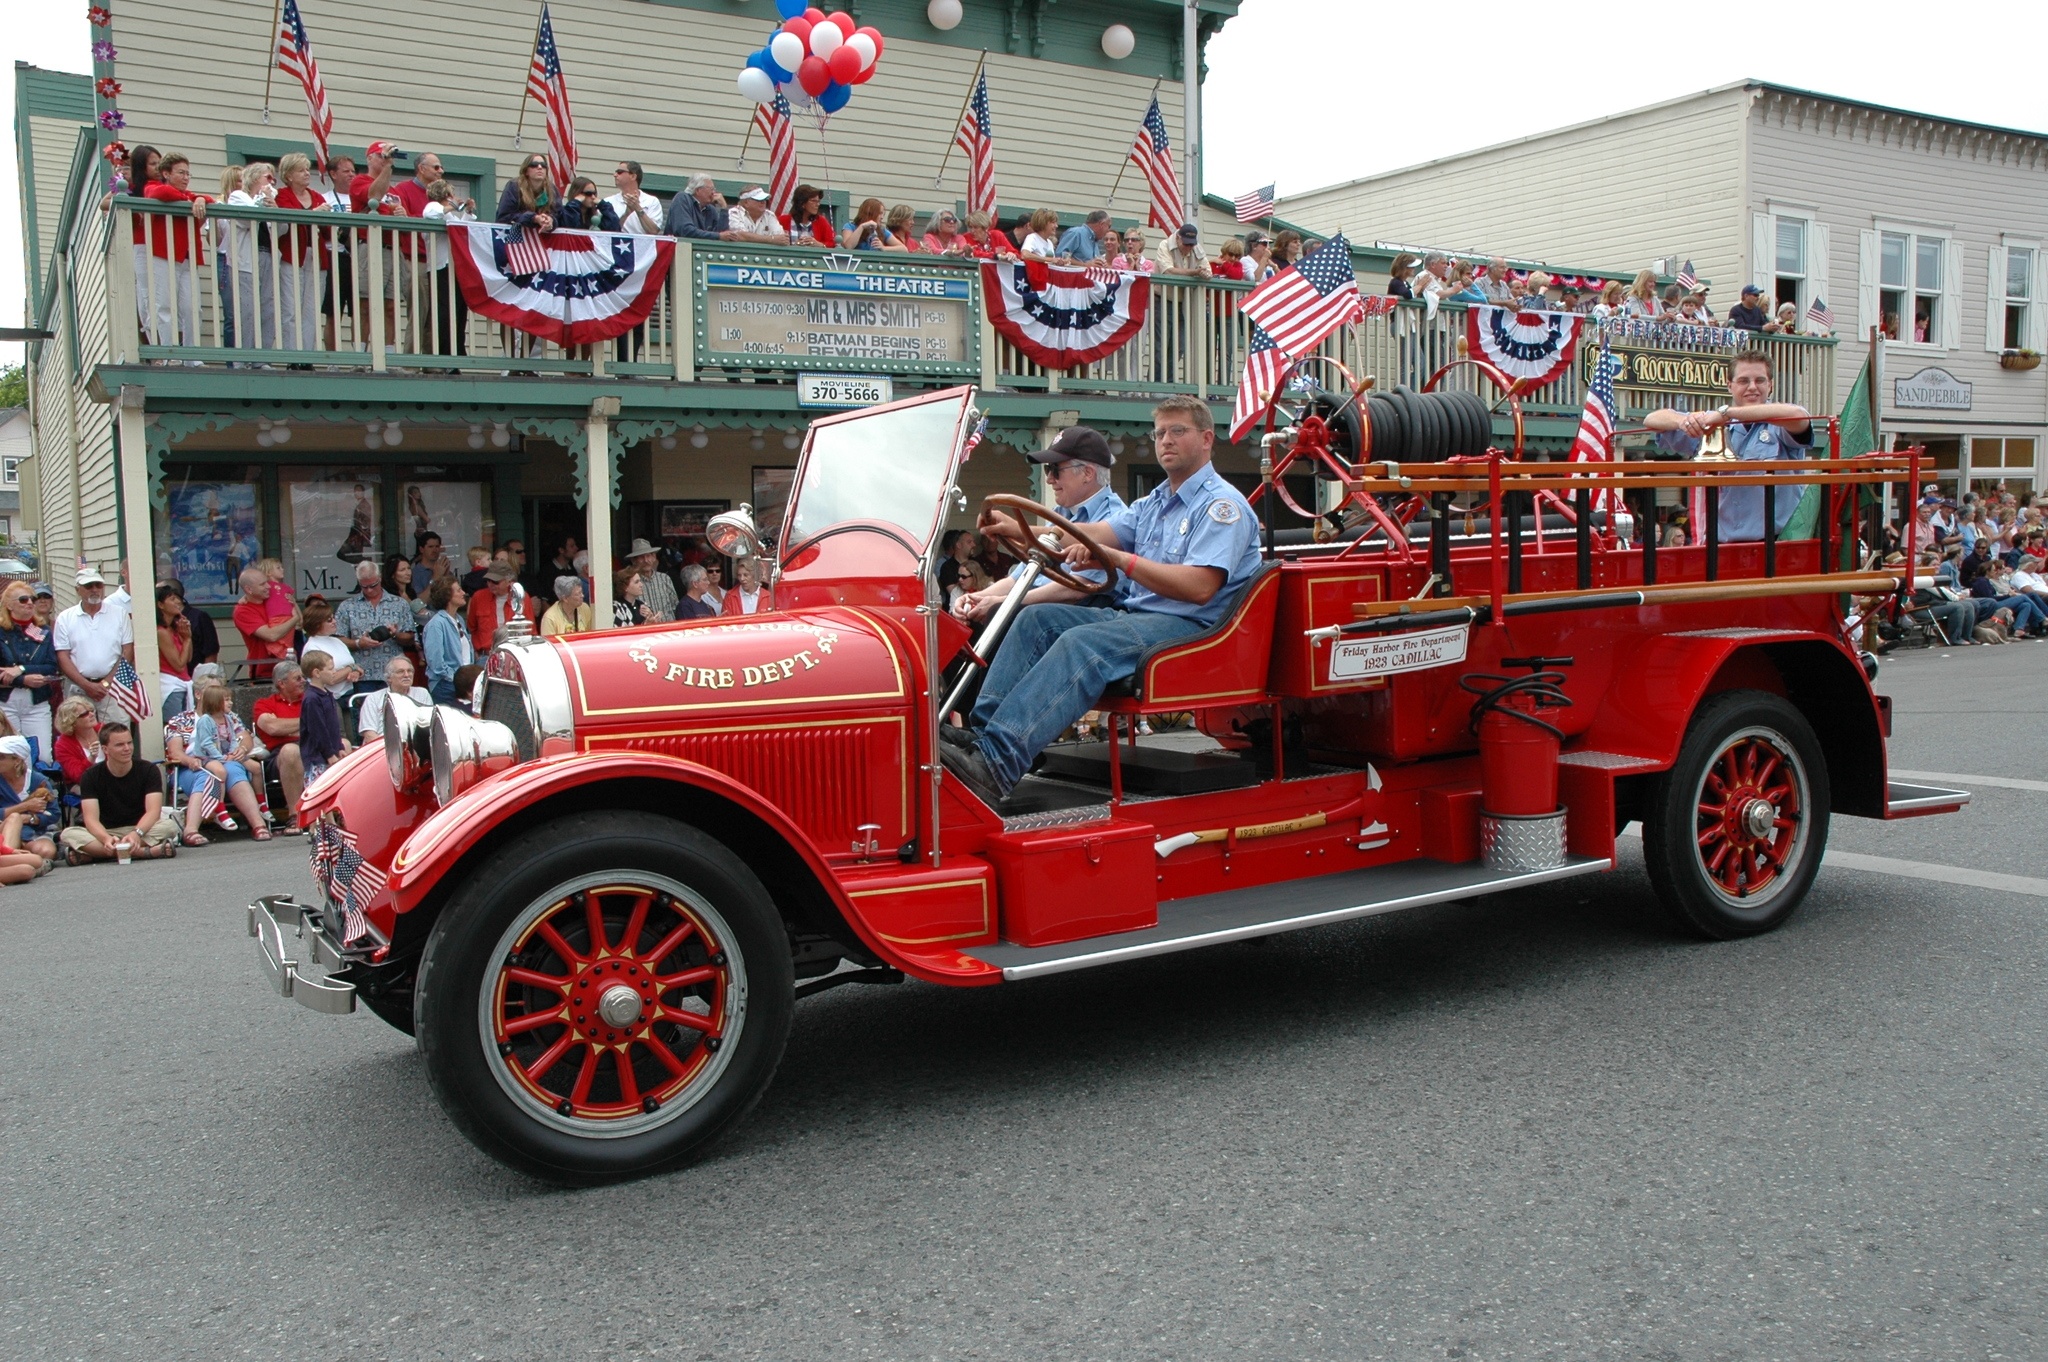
xmin=0 ymin=459 xmax=17 ymax=488
xmin=2005 ymin=246 xmax=2036 ymax=351
xmin=1873 ymin=228 xmax=1951 ymax=345
xmin=1775 ymin=217 xmax=1806 ymax=309
xmin=1969 ymin=437 xmax=2035 ymax=494
xmin=1879 ymin=233 xmax=1907 ymax=339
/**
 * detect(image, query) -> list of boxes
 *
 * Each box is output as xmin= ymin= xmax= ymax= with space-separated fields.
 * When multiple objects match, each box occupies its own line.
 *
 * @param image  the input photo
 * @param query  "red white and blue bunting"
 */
xmin=981 ymin=261 xmax=1151 ymax=370
xmin=447 ymin=222 xmax=676 ymax=347
xmin=1466 ymin=305 xmax=1582 ymax=391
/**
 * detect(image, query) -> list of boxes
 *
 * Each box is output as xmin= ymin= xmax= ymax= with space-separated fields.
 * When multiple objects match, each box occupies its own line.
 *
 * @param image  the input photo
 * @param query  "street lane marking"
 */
xmin=1891 ymin=768 xmax=2048 ymax=795
xmin=1618 ymin=826 xmax=2048 ymax=899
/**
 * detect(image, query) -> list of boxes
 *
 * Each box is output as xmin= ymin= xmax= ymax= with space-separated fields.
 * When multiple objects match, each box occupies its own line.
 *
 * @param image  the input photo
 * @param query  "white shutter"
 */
xmin=1859 ymin=229 xmax=1881 ymax=336
xmin=1986 ymin=245 xmax=2009 ymax=352
xmin=2029 ymin=258 xmax=2048 ymax=352
xmin=1941 ymin=239 xmax=1963 ymax=349
xmin=1810 ymin=221 xmax=1830 ymax=321
xmin=1752 ymin=213 xmax=1772 ymax=295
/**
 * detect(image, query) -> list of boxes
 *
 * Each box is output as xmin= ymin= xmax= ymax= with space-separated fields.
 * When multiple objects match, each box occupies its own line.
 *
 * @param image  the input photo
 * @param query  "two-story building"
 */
xmin=1278 ymin=80 xmax=2048 ymax=498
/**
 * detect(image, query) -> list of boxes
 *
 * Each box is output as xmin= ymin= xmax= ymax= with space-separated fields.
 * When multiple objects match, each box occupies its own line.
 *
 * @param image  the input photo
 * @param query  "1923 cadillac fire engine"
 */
xmin=250 ymin=374 xmax=1966 ymax=1183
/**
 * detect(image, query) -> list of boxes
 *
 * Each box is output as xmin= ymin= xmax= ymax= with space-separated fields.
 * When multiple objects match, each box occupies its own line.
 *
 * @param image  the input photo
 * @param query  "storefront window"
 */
xmin=398 ymin=480 xmax=491 ymax=565
xmin=283 ymin=468 xmax=382 ymax=598
xmin=154 ymin=465 xmax=265 ymax=605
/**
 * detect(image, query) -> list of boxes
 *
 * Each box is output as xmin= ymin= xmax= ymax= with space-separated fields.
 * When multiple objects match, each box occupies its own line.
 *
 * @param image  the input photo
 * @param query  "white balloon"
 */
xmin=782 ymin=81 xmax=813 ymax=109
xmin=737 ymin=67 xmax=777 ymax=104
xmin=927 ymin=0 xmax=963 ymax=31
xmin=1101 ymin=23 xmax=1135 ymax=59
xmin=769 ymin=31 xmax=805 ymax=75
xmin=808 ymin=21 xmax=841 ymax=58
xmin=846 ymin=32 xmax=877 ymax=69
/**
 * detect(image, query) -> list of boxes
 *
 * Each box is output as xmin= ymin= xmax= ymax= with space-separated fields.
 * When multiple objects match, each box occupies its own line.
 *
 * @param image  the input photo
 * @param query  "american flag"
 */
xmin=1804 ymin=295 xmax=1833 ymax=333
xmin=274 ymin=0 xmax=333 ymax=172
xmin=1229 ymin=322 xmax=1286 ymax=443
xmin=1239 ymin=234 xmax=1363 ymax=357
xmin=753 ymin=92 xmax=800 ymax=215
xmin=190 ymin=773 xmax=223 ymax=825
xmin=524 ymin=5 xmax=577 ymax=199
xmin=329 ymin=838 xmax=384 ymax=942
xmin=1570 ymin=345 xmax=1624 ymax=517
xmin=503 ymin=226 xmax=549 ymax=276
xmin=107 ymin=658 xmax=150 ymax=722
xmin=953 ymin=69 xmax=996 ymax=219
xmin=1128 ymin=97 xmax=1184 ymax=232
xmin=961 ymin=415 xmax=989 ymax=461
xmin=1360 ymin=294 xmax=1400 ymax=320
xmin=1675 ymin=259 xmax=1698 ymax=292
xmin=1233 ymin=185 xmax=1275 ymax=224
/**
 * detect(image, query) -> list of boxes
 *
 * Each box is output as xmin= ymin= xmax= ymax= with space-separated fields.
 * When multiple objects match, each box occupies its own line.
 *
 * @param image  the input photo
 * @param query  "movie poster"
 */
xmin=396 ymin=481 xmax=489 ymax=563
xmin=284 ymin=470 xmax=381 ymax=598
xmin=158 ymin=479 xmax=262 ymax=605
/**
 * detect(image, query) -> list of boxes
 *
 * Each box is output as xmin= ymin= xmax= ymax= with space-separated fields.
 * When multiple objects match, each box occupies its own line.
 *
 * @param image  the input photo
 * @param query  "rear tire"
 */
xmin=1642 ymin=690 xmax=1829 ymax=940
xmin=414 ymin=810 xmax=793 ymax=1183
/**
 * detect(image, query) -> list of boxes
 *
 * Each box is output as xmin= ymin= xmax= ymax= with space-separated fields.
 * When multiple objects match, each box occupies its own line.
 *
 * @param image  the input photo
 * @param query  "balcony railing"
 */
xmin=101 ymin=198 xmax=1837 ymax=426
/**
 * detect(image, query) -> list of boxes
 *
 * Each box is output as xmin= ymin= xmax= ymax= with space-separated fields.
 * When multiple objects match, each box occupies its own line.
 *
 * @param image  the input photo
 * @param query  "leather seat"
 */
xmin=1097 ymin=562 xmax=1283 ymax=711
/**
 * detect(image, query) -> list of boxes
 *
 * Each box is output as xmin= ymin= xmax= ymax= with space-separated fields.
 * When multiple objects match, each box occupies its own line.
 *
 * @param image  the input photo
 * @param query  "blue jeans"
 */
xmin=1985 ymin=593 xmax=2048 ymax=632
xmin=970 ymin=604 xmax=1204 ymax=790
xmin=428 ymin=677 xmax=457 ymax=707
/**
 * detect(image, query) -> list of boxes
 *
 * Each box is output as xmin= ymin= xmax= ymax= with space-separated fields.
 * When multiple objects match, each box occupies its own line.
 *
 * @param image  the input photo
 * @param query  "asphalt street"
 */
xmin=2 ymin=641 xmax=2044 ymax=1361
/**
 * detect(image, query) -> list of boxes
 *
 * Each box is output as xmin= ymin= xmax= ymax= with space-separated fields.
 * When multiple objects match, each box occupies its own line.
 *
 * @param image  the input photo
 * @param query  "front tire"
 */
xmin=414 ymin=811 xmax=793 ymax=1183
xmin=1642 ymin=690 xmax=1829 ymax=940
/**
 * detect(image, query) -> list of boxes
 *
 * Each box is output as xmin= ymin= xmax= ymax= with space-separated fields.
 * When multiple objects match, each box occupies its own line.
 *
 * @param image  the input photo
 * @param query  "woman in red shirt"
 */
xmin=959 ymin=211 xmax=1019 ymax=261
xmin=141 ymin=153 xmax=212 ymax=348
xmin=778 ymin=184 xmax=835 ymax=248
xmin=272 ymin=152 xmax=330 ymax=352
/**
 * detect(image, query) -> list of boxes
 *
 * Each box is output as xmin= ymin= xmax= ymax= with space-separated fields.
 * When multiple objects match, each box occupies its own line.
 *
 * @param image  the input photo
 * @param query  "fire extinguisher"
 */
xmin=1459 ymin=657 xmax=1574 ymax=817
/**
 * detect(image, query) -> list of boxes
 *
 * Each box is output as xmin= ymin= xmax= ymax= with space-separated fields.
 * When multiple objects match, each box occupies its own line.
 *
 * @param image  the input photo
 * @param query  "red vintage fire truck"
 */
xmin=250 ymin=376 xmax=1966 ymax=1183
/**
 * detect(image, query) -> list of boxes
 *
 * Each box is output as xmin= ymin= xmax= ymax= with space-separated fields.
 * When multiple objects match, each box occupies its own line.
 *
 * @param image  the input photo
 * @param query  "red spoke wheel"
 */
xmin=1642 ymin=690 xmax=1829 ymax=939
xmin=415 ymin=811 xmax=793 ymax=1183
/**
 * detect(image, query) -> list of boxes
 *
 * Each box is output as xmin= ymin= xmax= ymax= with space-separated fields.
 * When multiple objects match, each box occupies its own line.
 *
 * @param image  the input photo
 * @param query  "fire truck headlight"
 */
xmin=429 ymin=707 xmax=522 ymax=807
xmin=383 ymin=692 xmax=433 ymax=790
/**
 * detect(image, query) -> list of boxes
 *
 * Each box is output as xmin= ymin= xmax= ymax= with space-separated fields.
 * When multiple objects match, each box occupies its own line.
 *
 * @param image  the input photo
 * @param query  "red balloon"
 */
xmin=849 ymin=59 xmax=875 ymax=84
xmin=827 ymin=10 xmax=856 ymax=37
xmin=804 ymin=7 xmax=824 ymax=22
xmin=782 ymin=15 xmax=812 ymax=43
xmin=797 ymin=54 xmax=832 ymax=97
xmin=826 ymin=44 xmax=863 ymax=85
xmin=855 ymin=25 xmax=884 ymax=60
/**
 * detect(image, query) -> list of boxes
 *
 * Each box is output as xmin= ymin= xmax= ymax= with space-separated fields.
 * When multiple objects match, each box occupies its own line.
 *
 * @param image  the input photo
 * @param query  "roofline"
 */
xmin=1282 ymin=78 xmax=2048 ymax=204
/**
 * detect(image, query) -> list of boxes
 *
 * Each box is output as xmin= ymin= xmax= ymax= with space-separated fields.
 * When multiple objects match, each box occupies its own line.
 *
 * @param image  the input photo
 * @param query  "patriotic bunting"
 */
xmin=981 ymin=262 xmax=1151 ymax=370
xmin=447 ymin=222 xmax=676 ymax=347
xmin=1467 ymin=306 xmax=1582 ymax=391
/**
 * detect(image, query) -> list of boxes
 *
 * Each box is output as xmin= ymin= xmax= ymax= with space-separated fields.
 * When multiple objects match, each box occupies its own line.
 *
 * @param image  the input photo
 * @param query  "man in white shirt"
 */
xmin=54 ymin=566 xmax=136 ymax=725
xmin=727 ymin=187 xmax=785 ymax=243
xmin=605 ymin=161 xmax=664 ymax=235
xmin=104 ymin=559 xmax=132 ymax=620
xmin=355 ymin=657 xmax=434 ymax=743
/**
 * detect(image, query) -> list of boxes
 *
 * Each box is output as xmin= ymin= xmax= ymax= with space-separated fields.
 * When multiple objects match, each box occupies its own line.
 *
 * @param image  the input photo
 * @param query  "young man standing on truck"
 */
xmin=1645 ymin=350 xmax=1812 ymax=542
xmin=939 ymin=397 xmax=1261 ymax=807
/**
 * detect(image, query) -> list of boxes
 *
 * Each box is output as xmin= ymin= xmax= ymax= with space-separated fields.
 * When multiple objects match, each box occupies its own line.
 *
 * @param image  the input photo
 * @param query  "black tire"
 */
xmin=1642 ymin=689 xmax=1830 ymax=939
xmin=414 ymin=810 xmax=794 ymax=1184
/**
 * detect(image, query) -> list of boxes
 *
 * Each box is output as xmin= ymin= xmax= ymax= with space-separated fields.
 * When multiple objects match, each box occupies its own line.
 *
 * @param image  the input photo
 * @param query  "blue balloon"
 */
xmin=819 ymin=81 xmax=852 ymax=113
xmin=775 ymin=0 xmax=807 ymax=17
xmin=752 ymin=47 xmax=793 ymax=84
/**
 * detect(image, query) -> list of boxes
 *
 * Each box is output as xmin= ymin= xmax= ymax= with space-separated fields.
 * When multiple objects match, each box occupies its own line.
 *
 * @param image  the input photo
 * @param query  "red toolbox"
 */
xmin=985 ymin=819 xmax=1159 ymax=947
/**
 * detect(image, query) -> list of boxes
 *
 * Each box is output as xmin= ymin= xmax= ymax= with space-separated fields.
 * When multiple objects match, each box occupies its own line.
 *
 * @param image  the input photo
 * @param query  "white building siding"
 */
xmin=100 ymin=0 xmax=1185 ymax=225
xmin=1278 ymin=87 xmax=1751 ymax=292
xmin=25 ymin=115 xmax=89 ymax=300
xmin=1745 ymin=93 xmax=2048 ymax=440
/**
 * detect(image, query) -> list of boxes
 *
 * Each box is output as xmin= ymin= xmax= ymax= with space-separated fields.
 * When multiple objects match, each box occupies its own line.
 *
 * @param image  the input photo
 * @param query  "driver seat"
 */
xmin=1095 ymin=562 xmax=1284 ymax=711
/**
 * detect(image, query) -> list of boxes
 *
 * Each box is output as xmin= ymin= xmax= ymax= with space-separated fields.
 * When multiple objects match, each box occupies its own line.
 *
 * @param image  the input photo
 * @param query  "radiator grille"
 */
xmin=482 ymin=679 xmax=538 ymax=761
xmin=621 ymin=722 xmax=907 ymax=846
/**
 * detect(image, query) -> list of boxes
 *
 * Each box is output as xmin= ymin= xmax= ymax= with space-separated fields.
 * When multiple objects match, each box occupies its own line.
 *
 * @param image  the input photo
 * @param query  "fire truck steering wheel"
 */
xmin=978 ymin=493 xmax=1121 ymax=596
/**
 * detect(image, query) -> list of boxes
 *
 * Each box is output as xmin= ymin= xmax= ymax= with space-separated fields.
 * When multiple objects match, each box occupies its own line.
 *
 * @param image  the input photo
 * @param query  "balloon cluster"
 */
xmin=736 ymin=0 xmax=886 ymax=117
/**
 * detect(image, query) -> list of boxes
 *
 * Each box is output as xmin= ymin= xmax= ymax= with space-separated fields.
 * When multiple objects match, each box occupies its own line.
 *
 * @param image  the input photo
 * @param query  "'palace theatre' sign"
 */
xmin=696 ymin=253 xmax=978 ymax=377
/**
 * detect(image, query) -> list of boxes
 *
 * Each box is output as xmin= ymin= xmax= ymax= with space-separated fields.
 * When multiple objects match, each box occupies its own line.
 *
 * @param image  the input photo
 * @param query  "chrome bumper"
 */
xmin=247 ymin=894 xmax=359 ymax=1014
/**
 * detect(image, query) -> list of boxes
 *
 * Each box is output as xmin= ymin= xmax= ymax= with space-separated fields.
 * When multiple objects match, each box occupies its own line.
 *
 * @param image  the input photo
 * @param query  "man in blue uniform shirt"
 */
xmin=940 ymin=397 xmax=1261 ymax=806
xmin=1646 ymin=349 xmax=1812 ymax=541
xmin=950 ymin=424 xmax=1126 ymax=626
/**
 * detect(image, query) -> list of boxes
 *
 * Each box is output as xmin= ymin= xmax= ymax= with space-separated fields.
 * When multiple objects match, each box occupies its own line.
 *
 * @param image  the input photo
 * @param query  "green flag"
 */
xmin=1782 ymin=347 xmax=1875 ymax=544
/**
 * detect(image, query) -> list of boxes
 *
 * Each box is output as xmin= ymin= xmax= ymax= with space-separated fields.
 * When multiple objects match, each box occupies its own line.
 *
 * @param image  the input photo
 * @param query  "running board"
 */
xmin=966 ymin=855 xmax=1611 ymax=981
xmin=1882 ymin=780 xmax=1971 ymax=819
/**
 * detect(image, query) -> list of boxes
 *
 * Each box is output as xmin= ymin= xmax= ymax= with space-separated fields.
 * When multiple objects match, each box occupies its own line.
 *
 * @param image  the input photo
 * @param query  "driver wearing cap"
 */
xmin=951 ymin=425 xmax=1125 ymax=625
xmin=939 ymin=396 xmax=1260 ymax=807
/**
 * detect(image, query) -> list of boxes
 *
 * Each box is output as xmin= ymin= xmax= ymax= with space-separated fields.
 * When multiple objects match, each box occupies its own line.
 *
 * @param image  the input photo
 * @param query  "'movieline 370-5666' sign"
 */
xmin=697 ymin=253 xmax=977 ymax=377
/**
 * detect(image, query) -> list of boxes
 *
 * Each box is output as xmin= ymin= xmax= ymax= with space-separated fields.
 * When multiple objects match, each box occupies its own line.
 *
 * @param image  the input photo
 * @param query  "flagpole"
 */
xmin=260 ymin=0 xmax=284 ymax=123
xmin=1106 ymin=75 xmax=1165 ymax=210
xmin=513 ymin=3 xmax=545 ymax=150
xmin=736 ymin=115 xmax=756 ymax=171
xmin=932 ymin=51 xmax=988 ymax=188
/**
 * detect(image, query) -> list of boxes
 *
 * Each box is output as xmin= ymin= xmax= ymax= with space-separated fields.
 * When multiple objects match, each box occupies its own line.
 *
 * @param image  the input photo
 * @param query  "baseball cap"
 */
xmin=76 ymin=567 xmax=105 ymax=587
xmin=366 ymin=140 xmax=402 ymax=159
xmin=1741 ymin=284 xmax=1762 ymax=297
xmin=740 ymin=187 xmax=769 ymax=202
xmin=1177 ymin=223 xmax=1199 ymax=243
xmin=30 ymin=582 xmax=51 ymax=599
xmin=1026 ymin=425 xmax=1113 ymax=468
xmin=485 ymin=561 xmax=519 ymax=583
xmin=0 ymin=736 xmax=29 ymax=763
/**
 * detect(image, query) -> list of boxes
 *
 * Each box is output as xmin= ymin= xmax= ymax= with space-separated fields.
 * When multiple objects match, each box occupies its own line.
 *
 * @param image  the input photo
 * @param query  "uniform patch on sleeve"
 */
xmin=1208 ymin=500 xmax=1240 ymax=524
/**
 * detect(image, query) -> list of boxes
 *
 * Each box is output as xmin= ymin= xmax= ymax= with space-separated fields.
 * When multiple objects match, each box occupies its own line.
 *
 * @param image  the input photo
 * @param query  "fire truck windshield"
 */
xmin=783 ymin=387 xmax=974 ymax=561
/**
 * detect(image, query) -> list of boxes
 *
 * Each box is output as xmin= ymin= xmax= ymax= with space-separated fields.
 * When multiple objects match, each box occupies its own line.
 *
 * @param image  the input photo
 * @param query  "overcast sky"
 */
xmin=7 ymin=0 xmax=2044 ymax=367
